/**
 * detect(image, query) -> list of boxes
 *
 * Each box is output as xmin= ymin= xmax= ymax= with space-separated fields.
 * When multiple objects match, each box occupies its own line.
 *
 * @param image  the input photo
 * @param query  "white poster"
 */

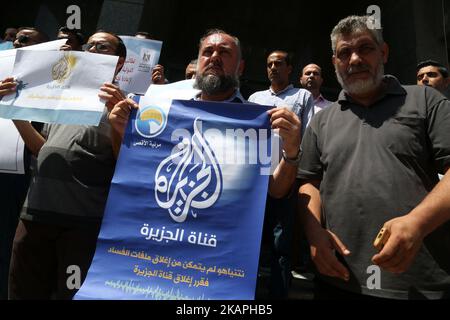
xmin=0 ymin=40 xmax=67 ymax=174
xmin=116 ymin=36 xmax=163 ymax=95
xmin=0 ymin=50 xmax=118 ymax=126
xmin=0 ymin=39 xmax=67 ymax=81
xmin=144 ymin=79 xmax=199 ymax=100
xmin=0 ymin=119 xmax=24 ymax=174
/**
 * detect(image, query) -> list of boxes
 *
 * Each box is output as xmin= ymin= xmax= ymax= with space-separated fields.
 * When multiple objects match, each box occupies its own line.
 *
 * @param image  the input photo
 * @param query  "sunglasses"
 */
xmin=17 ymin=34 xmax=30 ymax=44
xmin=82 ymin=42 xmax=115 ymax=53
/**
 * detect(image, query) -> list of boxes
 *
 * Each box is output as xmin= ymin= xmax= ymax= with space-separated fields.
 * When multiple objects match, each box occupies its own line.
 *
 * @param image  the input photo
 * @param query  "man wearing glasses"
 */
xmin=7 ymin=31 xmax=127 ymax=300
xmin=13 ymin=27 xmax=49 ymax=49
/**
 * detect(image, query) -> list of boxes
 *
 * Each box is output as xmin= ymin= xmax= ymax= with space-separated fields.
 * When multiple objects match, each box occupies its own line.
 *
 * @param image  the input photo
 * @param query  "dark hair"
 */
xmin=58 ymin=26 xmax=85 ymax=45
xmin=17 ymin=26 xmax=49 ymax=43
xmin=93 ymin=30 xmax=127 ymax=59
xmin=417 ymin=60 xmax=449 ymax=78
xmin=331 ymin=16 xmax=384 ymax=54
xmin=269 ymin=50 xmax=292 ymax=67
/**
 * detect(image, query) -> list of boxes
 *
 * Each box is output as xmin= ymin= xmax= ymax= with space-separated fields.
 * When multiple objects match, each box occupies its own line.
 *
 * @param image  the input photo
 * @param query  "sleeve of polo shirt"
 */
xmin=297 ymin=124 xmax=323 ymax=180
xmin=426 ymin=89 xmax=450 ymax=173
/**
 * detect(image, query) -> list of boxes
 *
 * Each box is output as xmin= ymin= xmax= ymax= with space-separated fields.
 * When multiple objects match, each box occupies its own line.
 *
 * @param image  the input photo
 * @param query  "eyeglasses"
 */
xmin=16 ymin=35 xmax=30 ymax=44
xmin=82 ymin=42 xmax=115 ymax=53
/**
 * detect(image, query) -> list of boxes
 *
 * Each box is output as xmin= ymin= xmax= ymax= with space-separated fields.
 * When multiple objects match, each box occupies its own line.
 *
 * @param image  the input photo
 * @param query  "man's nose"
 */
xmin=349 ymin=51 xmax=363 ymax=64
xmin=421 ymin=75 xmax=429 ymax=84
xmin=210 ymin=50 xmax=221 ymax=60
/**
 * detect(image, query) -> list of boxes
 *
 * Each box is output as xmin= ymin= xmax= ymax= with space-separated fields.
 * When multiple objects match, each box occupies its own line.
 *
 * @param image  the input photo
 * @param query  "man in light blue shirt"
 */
xmin=248 ymin=50 xmax=314 ymax=134
xmin=249 ymin=50 xmax=311 ymax=298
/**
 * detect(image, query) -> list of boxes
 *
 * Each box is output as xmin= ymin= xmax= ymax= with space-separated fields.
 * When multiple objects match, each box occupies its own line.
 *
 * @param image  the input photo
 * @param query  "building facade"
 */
xmin=1 ymin=0 xmax=449 ymax=99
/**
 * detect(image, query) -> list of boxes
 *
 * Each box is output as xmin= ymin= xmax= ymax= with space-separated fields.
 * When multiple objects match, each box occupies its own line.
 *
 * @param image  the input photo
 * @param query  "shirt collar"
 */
xmin=314 ymin=94 xmax=326 ymax=103
xmin=338 ymin=75 xmax=407 ymax=107
xmin=269 ymin=84 xmax=294 ymax=96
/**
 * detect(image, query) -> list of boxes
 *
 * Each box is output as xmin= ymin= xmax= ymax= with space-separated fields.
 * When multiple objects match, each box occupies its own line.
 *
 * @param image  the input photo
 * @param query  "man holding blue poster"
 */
xmin=110 ymin=29 xmax=301 ymax=197
xmin=75 ymin=29 xmax=301 ymax=300
xmin=8 ymin=31 xmax=127 ymax=300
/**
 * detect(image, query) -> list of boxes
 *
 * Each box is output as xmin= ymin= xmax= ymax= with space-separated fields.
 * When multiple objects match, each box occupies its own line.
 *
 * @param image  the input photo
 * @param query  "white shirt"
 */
xmin=313 ymin=94 xmax=333 ymax=115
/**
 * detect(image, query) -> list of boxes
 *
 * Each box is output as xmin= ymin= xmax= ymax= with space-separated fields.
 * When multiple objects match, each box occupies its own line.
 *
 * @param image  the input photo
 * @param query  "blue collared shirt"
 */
xmin=248 ymin=84 xmax=314 ymax=134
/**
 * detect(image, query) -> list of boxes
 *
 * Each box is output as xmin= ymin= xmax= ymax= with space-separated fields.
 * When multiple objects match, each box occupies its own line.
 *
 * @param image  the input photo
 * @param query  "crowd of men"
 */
xmin=0 ymin=13 xmax=449 ymax=300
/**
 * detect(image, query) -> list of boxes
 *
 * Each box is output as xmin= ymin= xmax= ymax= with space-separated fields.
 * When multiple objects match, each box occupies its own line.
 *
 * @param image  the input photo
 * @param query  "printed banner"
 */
xmin=0 ymin=49 xmax=118 ymax=126
xmin=75 ymin=98 xmax=273 ymax=300
xmin=116 ymin=36 xmax=162 ymax=95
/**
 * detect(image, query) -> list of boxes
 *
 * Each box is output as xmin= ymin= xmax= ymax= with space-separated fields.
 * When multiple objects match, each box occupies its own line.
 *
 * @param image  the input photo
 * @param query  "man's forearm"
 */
xmin=268 ymin=160 xmax=297 ymax=198
xmin=407 ymin=167 xmax=450 ymax=237
xmin=298 ymin=180 xmax=323 ymax=238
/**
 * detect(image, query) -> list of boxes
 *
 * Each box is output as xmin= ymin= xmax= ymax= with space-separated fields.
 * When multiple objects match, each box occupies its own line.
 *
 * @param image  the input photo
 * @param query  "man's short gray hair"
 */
xmin=199 ymin=29 xmax=242 ymax=60
xmin=330 ymin=15 xmax=384 ymax=54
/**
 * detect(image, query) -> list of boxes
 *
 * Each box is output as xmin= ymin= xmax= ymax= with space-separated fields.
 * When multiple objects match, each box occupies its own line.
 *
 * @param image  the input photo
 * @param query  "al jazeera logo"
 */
xmin=52 ymin=53 xmax=77 ymax=84
xmin=135 ymin=106 xmax=168 ymax=138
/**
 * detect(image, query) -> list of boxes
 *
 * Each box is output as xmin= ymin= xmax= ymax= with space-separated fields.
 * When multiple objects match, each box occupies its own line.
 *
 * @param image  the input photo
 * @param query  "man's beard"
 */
xmin=194 ymin=72 xmax=239 ymax=96
xmin=336 ymin=62 xmax=384 ymax=96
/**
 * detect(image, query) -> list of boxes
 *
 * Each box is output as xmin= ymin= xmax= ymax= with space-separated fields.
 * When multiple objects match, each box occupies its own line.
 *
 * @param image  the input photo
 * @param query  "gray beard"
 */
xmin=194 ymin=73 xmax=239 ymax=96
xmin=336 ymin=64 xmax=384 ymax=96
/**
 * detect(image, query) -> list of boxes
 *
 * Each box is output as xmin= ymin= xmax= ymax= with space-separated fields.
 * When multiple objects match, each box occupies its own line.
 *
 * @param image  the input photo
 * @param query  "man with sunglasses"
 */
xmin=7 ymin=31 xmax=127 ymax=300
xmin=13 ymin=27 xmax=49 ymax=49
xmin=107 ymin=29 xmax=301 ymax=301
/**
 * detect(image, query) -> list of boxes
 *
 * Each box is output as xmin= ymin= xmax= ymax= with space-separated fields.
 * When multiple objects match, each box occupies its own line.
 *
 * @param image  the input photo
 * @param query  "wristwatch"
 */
xmin=282 ymin=149 xmax=301 ymax=166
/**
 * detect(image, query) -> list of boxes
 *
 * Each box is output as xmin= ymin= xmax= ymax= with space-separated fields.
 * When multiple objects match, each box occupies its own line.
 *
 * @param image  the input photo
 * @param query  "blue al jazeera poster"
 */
xmin=75 ymin=98 xmax=273 ymax=300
